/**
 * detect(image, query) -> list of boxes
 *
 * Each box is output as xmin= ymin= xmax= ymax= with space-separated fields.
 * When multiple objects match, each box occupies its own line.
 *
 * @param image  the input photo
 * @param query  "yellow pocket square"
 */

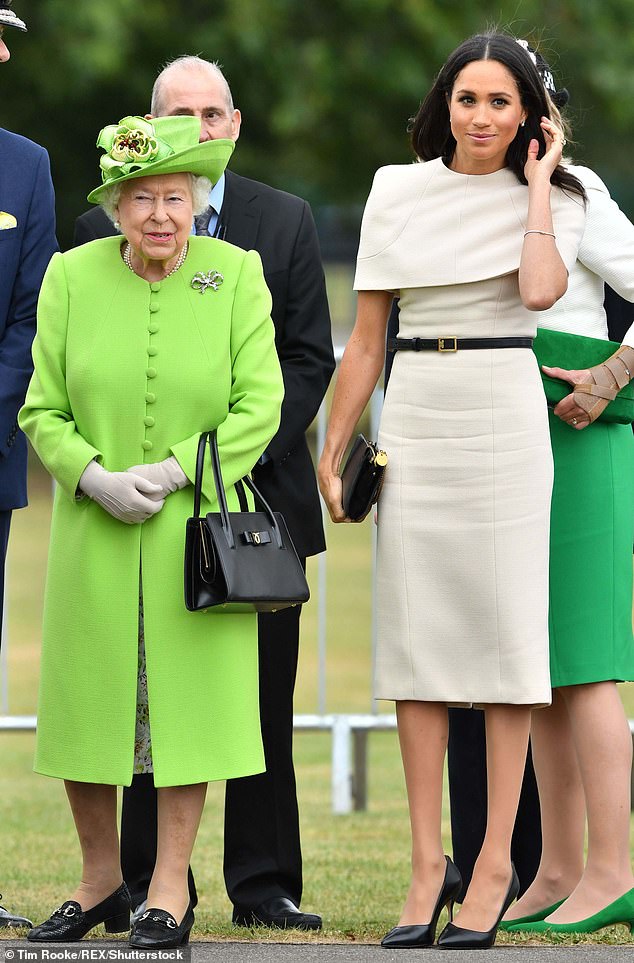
xmin=0 ymin=212 xmax=17 ymax=230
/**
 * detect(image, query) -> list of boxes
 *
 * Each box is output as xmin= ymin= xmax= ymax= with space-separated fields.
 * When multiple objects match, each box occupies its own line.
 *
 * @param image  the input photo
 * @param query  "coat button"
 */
xmin=148 ymin=322 xmax=159 ymax=334
xmin=146 ymin=367 xmax=157 ymax=378
xmin=149 ymin=303 xmax=160 ymax=313
xmin=144 ymin=416 xmax=155 ymax=427
xmin=145 ymin=392 xmax=156 ymax=403
xmin=147 ymin=345 xmax=158 ymax=357
xmin=150 ymin=282 xmax=161 ymax=293
xmin=142 ymin=440 xmax=153 ymax=451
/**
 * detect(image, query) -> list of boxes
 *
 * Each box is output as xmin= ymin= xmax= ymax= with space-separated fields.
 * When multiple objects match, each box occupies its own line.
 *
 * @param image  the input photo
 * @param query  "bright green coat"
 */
xmin=19 ymin=236 xmax=284 ymax=787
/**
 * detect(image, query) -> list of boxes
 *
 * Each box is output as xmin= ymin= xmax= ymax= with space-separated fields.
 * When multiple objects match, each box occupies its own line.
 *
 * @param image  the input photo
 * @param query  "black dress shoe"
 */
xmin=437 ymin=865 xmax=520 ymax=950
xmin=129 ymin=902 xmax=194 ymax=948
xmin=232 ymin=897 xmax=322 ymax=931
xmin=27 ymin=883 xmax=130 ymax=942
xmin=381 ymin=855 xmax=462 ymax=948
xmin=0 ymin=896 xmax=32 ymax=929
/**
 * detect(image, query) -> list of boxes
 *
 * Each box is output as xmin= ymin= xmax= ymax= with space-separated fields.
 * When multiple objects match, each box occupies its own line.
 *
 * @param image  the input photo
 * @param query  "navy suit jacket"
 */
xmin=0 ymin=128 xmax=57 ymax=510
xmin=73 ymin=170 xmax=334 ymax=556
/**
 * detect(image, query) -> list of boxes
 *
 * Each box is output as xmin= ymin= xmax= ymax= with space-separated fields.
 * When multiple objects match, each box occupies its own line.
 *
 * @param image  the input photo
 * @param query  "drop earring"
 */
xmin=520 ymin=120 xmax=526 ymax=128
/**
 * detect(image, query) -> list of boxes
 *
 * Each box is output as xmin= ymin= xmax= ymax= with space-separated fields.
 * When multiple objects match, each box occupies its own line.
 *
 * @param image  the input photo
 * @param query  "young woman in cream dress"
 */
xmin=319 ymin=33 xmax=586 ymax=950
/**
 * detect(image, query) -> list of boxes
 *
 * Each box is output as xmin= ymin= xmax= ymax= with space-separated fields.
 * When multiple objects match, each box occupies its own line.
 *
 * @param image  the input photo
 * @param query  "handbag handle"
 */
xmin=192 ymin=430 xmax=284 ymax=549
xmin=193 ymin=433 xmax=249 ymax=516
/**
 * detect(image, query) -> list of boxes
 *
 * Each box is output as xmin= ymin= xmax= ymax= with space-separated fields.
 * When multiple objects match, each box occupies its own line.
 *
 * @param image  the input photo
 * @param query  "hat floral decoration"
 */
xmin=87 ymin=114 xmax=234 ymax=204
xmin=97 ymin=117 xmax=172 ymax=181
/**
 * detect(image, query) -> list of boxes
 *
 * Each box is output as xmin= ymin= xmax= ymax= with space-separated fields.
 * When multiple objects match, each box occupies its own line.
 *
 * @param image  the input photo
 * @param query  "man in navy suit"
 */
xmin=74 ymin=56 xmax=334 ymax=930
xmin=0 ymin=1 xmax=57 ymax=929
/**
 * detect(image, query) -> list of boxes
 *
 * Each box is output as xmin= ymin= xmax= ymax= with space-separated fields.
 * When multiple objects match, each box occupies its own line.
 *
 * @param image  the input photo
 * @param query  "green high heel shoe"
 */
xmin=506 ymin=887 xmax=634 ymax=934
xmin=498 ymin=898 xmax=566 ymax=930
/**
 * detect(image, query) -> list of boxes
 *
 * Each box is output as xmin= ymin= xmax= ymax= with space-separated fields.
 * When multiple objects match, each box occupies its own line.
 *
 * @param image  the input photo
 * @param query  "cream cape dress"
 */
xmin=354 ymin=158 xmax=586 ymax=705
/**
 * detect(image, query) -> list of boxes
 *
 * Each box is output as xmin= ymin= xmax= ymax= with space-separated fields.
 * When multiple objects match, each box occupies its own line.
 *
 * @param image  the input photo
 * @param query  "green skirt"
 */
xmin=548 ymin=412 xmax=634 ymax=687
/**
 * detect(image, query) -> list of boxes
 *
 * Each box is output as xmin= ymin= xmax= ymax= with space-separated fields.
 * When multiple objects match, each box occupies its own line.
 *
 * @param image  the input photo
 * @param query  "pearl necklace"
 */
xmin=123 ymin=241 xmax=189 ymax=279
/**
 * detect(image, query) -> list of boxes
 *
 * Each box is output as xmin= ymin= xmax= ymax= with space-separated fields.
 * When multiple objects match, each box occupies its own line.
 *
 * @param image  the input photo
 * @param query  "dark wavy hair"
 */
xmin=410 ymin=32 xmax=585 ymax=201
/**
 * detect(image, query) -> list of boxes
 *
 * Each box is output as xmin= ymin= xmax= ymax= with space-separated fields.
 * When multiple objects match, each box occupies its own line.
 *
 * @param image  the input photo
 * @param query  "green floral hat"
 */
xmin=87 ymin=115 xmax=234 ymax=204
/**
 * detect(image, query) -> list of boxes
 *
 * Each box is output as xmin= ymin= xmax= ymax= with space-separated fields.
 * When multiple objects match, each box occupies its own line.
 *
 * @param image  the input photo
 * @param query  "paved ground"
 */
xmin=188 ymin=944 xmax=633 ymax=962
xmin=2 ymin=939 xmax=634 ymax=963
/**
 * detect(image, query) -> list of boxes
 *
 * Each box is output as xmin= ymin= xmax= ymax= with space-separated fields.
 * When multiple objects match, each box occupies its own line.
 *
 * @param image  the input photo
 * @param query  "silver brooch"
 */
xmin=191 ymin=270 xmax=224 ymax=294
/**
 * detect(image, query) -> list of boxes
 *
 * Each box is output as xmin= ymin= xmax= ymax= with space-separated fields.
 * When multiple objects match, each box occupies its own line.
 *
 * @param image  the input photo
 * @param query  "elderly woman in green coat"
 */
xmin=19 ymin=115 xmax=284 ymax=948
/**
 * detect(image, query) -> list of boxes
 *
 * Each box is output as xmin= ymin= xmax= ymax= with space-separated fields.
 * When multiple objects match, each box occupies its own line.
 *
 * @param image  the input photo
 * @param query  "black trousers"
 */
xmin=0 ymin=511 xmax=11 ymax=649
xmin=447 ymin=707 xmax=542 ymax=901
xmin=120 ymin=601 xmax=302 ymax=910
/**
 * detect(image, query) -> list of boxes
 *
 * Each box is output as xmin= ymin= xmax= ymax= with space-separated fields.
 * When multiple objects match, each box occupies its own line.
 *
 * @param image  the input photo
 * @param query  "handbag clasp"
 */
xmin=241 ymin=530 xmax=271 ymax=546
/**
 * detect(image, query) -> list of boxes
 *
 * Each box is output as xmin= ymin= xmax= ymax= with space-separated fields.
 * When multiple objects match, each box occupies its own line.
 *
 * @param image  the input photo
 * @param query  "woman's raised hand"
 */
xmin=524 ymin=117 xmax=565 ymax=184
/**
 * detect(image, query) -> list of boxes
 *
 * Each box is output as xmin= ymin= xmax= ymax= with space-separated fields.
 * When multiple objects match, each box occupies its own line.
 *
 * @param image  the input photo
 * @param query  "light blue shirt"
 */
xmin=192 ymin=174 xmax=226 ymax=236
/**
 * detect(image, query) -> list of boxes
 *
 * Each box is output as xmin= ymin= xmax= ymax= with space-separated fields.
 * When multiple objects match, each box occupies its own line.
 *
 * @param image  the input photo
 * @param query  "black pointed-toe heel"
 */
xmin=381 ymin=856 xmax=462 ymax=949
xmin=436 ymin=864 xmax=519 ymax=950
xmin=27 ymin=883 xmax=131 ymax=942
xmin=129 ymin=902 xmax=194 ymax=949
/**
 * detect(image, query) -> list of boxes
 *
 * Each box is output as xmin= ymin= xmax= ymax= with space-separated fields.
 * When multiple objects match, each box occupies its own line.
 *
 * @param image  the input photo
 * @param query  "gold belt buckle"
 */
xmin=438 ymin=336 xmax=458 ymax=352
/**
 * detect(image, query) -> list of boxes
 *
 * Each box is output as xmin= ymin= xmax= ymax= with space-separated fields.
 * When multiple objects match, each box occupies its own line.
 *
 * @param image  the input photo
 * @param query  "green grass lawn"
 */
xmin=2 ymin=462 xmax=634 ymax=945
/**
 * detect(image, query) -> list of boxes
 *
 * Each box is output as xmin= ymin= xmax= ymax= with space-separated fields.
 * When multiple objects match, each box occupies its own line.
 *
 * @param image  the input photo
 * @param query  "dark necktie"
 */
xmin=194 ymin=207 xmax=213 ymax=236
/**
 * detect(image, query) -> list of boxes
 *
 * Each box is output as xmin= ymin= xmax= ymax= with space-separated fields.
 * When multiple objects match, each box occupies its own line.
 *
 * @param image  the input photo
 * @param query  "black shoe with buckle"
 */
xmin=27 ymin=883 xmax=130 ymax=942
xmin=129 ymin=902 xmax=194 ymax=948
xmin=0 ymin=895 xmax=32 ymax=929
xmin=232 ymin=897 xmax=322 ymax=931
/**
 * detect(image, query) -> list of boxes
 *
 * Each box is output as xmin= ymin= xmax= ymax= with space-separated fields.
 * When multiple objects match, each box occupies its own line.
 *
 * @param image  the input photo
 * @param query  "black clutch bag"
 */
xmin=184 ymin=430 xmax=310 ymax=613
xmin=340 ymin=433 xmax=388 ymax=522
xmin=533 ymin=328 xmax=634 ymax=425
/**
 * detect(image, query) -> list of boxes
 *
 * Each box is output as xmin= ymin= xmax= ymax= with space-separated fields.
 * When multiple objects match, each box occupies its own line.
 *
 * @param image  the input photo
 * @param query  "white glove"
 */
xmin=126 ymin=456 xmax=189 ymax=497
xmin=79 ymin=460 xmax=165 ymax=524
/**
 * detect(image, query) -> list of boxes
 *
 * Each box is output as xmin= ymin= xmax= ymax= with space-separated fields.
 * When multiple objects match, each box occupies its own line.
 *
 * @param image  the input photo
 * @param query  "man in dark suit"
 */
xmin=74 ymin=55 xmax=334 ymax=930
xmin=0 ymin=1 xmax=57 ymax=929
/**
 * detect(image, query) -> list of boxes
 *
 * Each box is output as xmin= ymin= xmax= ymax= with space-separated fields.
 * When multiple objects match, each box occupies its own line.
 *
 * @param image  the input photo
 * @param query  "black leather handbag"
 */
xmin=340 ymin=433 xmax=388 ymax=522
xmin=184 ymin=430 xmax=310 ymax=613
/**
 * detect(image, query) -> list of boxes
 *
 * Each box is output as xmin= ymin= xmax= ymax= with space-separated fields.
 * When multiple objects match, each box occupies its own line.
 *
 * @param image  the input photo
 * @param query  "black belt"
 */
xmin=387 ymin=336 xmax=534 ymax=353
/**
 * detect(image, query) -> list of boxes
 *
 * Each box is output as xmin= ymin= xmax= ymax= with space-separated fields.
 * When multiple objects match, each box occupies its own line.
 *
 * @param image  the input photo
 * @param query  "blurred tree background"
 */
xmin=2 ymin=0 xmax=634 ymax=252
